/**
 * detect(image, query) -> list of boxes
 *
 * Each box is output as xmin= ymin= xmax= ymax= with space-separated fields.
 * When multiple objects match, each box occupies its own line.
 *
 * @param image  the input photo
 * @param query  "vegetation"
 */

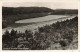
xmin=2 ymin=7 xmax=78 ymax=28
xmin=51 ymin=9 xmax=78 ymax=15
xmin=2 ymin=16 xmax=78 ymax=50
xmin=2 ymin=7 xmax=53 ymax=15
xmin=2 ymin=13 xmax=49 ymax=28
xmin=2 ymin=7 xmax=53 ymax=28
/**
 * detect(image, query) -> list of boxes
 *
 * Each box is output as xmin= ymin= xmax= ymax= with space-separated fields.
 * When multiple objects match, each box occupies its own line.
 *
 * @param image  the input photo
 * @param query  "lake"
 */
xmin=2 ymin=15 xmax=76 ymax=34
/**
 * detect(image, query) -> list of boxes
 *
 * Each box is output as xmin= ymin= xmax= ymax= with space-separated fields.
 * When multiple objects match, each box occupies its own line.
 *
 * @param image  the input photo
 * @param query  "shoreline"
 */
xmin=2 ymin=15 xmax=76 ymax=34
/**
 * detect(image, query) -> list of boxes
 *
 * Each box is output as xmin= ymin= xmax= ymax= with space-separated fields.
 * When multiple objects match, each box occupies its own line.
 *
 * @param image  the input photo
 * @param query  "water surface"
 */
xmin=2 ymin=15 xmax=76 ymax=34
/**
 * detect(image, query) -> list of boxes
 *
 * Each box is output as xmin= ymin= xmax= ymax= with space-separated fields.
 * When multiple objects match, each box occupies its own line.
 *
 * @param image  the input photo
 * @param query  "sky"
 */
xmin=2 ymin=0 xmax=78 ymax=9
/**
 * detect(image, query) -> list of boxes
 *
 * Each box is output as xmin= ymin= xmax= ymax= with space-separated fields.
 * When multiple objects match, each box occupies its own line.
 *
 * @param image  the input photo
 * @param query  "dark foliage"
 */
xmin=51 ymin=9 xmax=78 ymax=15
xmin=2 ymin=7 xmax=53 ymax=28
xmin=2 ymin=7 xmax=53 ymax=15
xmin=2 ymin=16 xmax=78 ymax=50
xmin=2 ymin=7 xmax=78 ymax=28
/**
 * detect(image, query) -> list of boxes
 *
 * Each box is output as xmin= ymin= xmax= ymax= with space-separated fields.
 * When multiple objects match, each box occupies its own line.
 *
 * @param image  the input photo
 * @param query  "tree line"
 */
xmin=2 ymin=7 xmax=53 ymax=15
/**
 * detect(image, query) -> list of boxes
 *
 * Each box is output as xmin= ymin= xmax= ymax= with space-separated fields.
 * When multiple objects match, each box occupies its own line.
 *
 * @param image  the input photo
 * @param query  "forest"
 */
xmin=2 ymin=16 xmax=78 ymax=50
xmin=51 ymin=9 xmax=78 ymax=15
xmin=2 ymin=7 xmax=78 ymax=15
xmin=2 ymin=7 xmax=53 ymax=15
xmin=2 ymin=7 xmax=53 ymax=28
xmin=2 ymin=7 xmax=78 ymax=28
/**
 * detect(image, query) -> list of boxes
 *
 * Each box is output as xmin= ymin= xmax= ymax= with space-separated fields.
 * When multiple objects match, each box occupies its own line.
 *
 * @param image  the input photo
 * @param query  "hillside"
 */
xmin=2 ymin=7 xmax=78 ymax=29
xmin=2 ymin=7 xmax=53 ymax=15
xmin=2 ymin=7 xmax=53 ymax=28
xmin=2 ymin=16 xmax=78 ymax=50
xmin=51 ymin=9 xmax=78 ymax=15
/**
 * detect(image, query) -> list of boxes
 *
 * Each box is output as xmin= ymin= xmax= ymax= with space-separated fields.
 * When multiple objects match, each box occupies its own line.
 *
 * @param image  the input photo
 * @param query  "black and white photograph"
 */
xmin=2 ymin=0 xmax=78 ymax=50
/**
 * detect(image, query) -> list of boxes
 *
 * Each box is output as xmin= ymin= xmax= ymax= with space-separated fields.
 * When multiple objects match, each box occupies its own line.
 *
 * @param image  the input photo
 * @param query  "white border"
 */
xmin=0 ymin=0 xmax=80 ymax=52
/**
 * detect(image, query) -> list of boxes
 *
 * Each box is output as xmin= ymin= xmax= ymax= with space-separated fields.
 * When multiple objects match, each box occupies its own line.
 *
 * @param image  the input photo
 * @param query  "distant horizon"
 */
xmin=2 ymin=6 xmax=78 ymax=10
